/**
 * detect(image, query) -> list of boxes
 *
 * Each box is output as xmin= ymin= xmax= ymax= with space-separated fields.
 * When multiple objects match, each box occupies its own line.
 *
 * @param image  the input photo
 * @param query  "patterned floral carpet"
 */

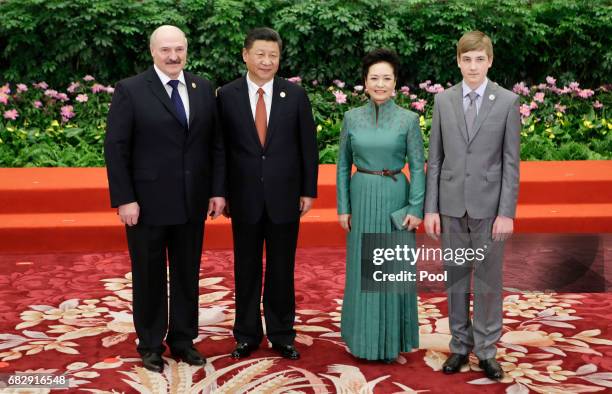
xmin=0 ymin=247 xmax=611 ymax=393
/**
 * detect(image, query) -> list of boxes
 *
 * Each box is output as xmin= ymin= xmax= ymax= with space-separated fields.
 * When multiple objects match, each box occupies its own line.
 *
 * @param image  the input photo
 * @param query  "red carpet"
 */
xmin=1 ymin=248 xmax=611 ymax=393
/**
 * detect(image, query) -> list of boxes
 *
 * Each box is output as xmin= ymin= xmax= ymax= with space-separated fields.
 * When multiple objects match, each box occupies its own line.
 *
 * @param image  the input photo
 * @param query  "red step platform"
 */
xmin=0 ymin=162 xmax=611 ymax=252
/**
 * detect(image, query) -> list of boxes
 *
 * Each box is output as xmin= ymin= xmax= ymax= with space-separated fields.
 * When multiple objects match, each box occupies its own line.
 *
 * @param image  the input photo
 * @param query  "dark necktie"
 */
xmin=465 ymin=91 xmax=478 ymax=141
xmin=255 ymin=88 xmax=267 ymax=146
xmin=167 ymin=80 xmax=187 ymax=129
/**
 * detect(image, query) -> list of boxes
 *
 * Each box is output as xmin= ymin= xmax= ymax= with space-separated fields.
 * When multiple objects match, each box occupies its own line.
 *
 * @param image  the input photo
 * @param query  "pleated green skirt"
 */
xmin=341 ymin=172 xmax=419 ymax=360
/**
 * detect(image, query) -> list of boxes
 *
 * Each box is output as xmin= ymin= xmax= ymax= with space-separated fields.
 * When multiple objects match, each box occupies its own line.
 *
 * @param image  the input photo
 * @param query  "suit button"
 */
xmin=260 ymin=177 xmax=264 ymax=182
xmin=262 ymin=155 xmax=266 ymax=160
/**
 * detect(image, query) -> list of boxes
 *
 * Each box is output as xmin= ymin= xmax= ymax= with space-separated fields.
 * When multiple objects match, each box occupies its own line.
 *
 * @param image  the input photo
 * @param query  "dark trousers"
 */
xmin=126 ymin=220 xmax=204 ymax=355
xmin=231 ymin=209 xmax=299 ymax=346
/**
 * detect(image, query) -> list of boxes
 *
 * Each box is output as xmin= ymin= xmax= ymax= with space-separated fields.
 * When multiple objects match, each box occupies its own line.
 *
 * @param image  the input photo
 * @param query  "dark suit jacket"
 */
xmin=217 ymin=76 xmax=318 ymax=224
xmin=104 ymin=67 xmax=225 ymax=225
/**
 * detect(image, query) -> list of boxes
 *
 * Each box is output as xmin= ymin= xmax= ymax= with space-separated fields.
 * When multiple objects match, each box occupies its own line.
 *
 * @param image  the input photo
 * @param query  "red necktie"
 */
xmin=255 ymin=88 xmax=267 ymax=146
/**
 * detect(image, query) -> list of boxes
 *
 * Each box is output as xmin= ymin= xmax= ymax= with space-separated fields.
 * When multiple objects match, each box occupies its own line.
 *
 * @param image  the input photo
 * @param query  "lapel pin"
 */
xmin=192 ymin=82 xmax=196 ymax=89
xmin=280 ymin=91 xmax=286 ymax=98
xmin=489 ymin=94 xmax=495 ymax=100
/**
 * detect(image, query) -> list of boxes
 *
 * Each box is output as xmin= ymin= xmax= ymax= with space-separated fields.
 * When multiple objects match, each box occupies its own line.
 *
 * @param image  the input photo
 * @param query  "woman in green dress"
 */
xmin=336 ymin=49 xmax=425 ymax=362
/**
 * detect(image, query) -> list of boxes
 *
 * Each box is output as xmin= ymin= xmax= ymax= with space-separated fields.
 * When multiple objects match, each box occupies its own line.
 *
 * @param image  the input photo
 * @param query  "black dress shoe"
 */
xmin=142 ymin=352 xmax=164 ymax=373
xmin=171 ymin=346 xmax=206 ymax=366
xmin=442 ymin=353 xmax=469 ymax=374
xmin=479 ymin=358 xmax=504 ymax=380
xmin=272 ymin=343 xmax=300 ymax=360
xmin=231 ymin=342 xmax=258 ymax=359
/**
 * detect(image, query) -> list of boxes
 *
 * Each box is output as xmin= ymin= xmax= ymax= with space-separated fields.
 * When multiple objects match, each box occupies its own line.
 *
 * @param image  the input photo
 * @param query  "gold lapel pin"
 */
xmin=280 ymin=91 xmax=286 ymax=98
xmin=489 ymin=94 xmax=495 ymax=100
xmin=192 ymin=82 xmax=197 ymax=89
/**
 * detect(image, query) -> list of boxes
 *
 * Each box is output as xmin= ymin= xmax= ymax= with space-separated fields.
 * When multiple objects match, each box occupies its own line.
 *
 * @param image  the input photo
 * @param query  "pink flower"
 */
xmin=56 ymin=93 xmax=69 ymax=102
xmin=44 ymin=89 xmax=59 ymax=98
xmin=426 ymin=83 xmax=444 ymax=94
xmin=311 ymin=80 xmax=318 ymax=86
xmin=34 ymin=100 xmax=43 ymax=108
xmin=0 ymin=93 xmax=8 ymax=105
xmin=333 ymin=79 xmax=345 ymax=88
xmin=0 ymin=84 xmax=10 ymax=95
xmin=83 ymin=75 xmax=95 ymax=81
xmin=67 ymin=82 xmax=80 ymax=93
xmin=400 ymin=86 xmax=410 ymax=95
xmin=554 ymin=103 xmax=566 ymax=113
xmin=512 ymin=82 xmax=530 ymax=96
xmin=533 ymin=92 xmax=545 ymax=103
xmin=569 ymin=81 xmax=580 ymax=91
xmin=91 ymin=83 xmax=106 ymax=93
xmin=60 ymin=105 xmax=75 ymax=122
xmin=16 ymin=84 xmax=28 ymax=93
xmin=287 ymin=76 xmax=302 ymax=84
xmin=354 ymin=85 xmax=364 ymax=92
xmin=537 ymin=83 xmax=547 ymax=90
xmin=409 ymin=94 xmax=417 ymax=100
xmin=577 ymin=89 xmax=594 ymax=99
xmin=519 ymin=104 xmax=531 ymax=118
xmin=529 ymin=101 xmax=538 ymax=110
xmin=333 ymin=90 xmax=347 ymax=104
xmin=76 ymin=94 xmax=89 ymax=103
xmin=33 ymin=81 xmax=48 ymax=90
xmin=105 ymin=86 xmax=114 ymax=94
xmin=546 ymin=76 xmax=556 ymax=86
xmin=410 ymin=99 xmax=427 ymax=112
xmin=593 ymin=100 xmax=603 ymax=109
xmin=3 ymin=109 xmax=19 ymax=120
xmin=418 ymin=80 xmax=431 ymax=89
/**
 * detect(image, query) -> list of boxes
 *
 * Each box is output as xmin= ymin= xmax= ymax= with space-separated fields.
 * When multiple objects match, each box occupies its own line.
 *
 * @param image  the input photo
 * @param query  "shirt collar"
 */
xmin=462 ymin=78 xmax=488 ymax=98
xmin=246 ymin=72 xmax=274 ymax=96
xmin=154 ymin=64 xmax=186 ymax=87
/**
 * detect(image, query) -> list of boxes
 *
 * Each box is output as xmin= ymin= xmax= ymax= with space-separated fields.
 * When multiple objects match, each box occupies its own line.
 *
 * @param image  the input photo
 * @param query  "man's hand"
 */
xmin=207 ymin=197 xmax=226 ymax=220
xmin=424 ymin=212 xmax=441 ymax=240
xmin=339 ymin=214 xmax=351 ymax=232
xmin=300 ymin=196 xmax=314 ymax=217
xmin=118 ymin=202 xmax=140 ymax=226
xmin=403 ymin=215 xmax=422 ymax=231
xmin=492 ymin=215 xmax=513 ymax=242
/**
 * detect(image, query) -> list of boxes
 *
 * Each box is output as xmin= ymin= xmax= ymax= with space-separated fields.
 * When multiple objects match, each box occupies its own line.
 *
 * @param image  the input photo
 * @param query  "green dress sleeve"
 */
xmin=404 ymin=114 xmax=426 ymax=219
xmin=336 ymin=112 xmax=352 ymax=215
xmin=389 ymin=113 xmax=426 ymax=229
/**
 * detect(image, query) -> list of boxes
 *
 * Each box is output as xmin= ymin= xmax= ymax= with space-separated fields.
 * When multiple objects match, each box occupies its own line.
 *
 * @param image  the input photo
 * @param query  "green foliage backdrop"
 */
xmin=1 ymin=0 xmax=610 ymax=88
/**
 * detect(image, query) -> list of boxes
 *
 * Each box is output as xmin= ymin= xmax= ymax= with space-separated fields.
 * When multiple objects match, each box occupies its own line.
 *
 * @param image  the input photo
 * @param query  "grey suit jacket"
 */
xmin=424 ymin=81 xmax=521 ymax=219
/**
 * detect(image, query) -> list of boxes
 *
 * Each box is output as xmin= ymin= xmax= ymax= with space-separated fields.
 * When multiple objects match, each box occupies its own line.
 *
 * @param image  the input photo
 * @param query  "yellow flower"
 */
xmin=419 ymin=115 xmax=425 ymax=127
xmin=528 ymin=124 xmax=535 ymax=132
xmin=50 ymin=120 xmax=60 ymax=127
xmin=6 ymin=126 xmax=15 ymax=132
xmin=316 ymin=125 xmax=323 ymax=132
xmin=555 ymin=112 xmax=563 ymax=118
xmin=583 ymin=120 xmax=593 ymax=128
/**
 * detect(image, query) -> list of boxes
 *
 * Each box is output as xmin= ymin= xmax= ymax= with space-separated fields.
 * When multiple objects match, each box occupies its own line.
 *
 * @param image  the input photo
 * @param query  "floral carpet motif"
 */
xmin=0 ymin=248 xmax=611 ymax=393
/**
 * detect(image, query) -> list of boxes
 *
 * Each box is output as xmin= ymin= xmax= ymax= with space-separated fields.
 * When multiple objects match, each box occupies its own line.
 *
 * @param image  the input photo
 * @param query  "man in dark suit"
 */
xmin=104 ymin=25 xmax=225 ymax=372
xmin=217 ymin=27 xmax=318 ymax=360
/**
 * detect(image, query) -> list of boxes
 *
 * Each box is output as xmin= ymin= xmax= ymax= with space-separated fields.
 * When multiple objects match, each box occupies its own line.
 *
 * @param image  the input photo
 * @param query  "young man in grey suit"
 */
xmin=424 ymin=31 xmax=520 ymax=380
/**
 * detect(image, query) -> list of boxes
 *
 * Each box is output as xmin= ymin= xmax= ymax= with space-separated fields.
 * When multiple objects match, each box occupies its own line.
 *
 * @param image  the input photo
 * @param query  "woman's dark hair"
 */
xmin=361 ymin=48 xmax=400 ymax=81
xmin=244 ymin=27 xmax=283 ymax=52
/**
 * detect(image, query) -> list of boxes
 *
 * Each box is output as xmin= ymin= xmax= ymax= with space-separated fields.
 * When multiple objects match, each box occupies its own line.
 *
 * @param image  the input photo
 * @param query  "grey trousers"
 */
xmin=441 ymin=214 xmax=505 ymax=360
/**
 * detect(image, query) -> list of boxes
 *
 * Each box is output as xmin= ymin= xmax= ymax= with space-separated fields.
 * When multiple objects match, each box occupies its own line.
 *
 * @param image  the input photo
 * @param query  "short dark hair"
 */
xmin=244 ymin=27 xmax=283 ymax=52
xmin=362 ymin=48 xmax=400 ymax=82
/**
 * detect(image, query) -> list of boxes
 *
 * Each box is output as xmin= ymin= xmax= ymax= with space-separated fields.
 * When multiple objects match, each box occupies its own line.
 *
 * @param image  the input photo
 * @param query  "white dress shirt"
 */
xmin=462 ymin=78 xmax=488 ymax=115
xmin=154 ymin=64 xmax=190 ymax=122
xmin=246 ymin=72 xmax=273 ymax=124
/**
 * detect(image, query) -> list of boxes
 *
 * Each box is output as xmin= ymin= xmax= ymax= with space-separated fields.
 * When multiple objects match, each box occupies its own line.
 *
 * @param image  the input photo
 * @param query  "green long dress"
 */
xmin=336 ymin=98 xmax=425 ymax=360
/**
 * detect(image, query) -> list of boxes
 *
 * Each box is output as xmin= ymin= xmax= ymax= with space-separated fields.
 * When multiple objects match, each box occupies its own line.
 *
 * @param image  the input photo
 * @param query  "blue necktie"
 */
xmin=167 ymin=80 xmax=187 ymax=128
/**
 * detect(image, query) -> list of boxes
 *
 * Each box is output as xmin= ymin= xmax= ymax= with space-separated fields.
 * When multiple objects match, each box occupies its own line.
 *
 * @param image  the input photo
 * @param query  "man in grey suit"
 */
xmin=424 ymin=31 xmax=520 ymax=380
